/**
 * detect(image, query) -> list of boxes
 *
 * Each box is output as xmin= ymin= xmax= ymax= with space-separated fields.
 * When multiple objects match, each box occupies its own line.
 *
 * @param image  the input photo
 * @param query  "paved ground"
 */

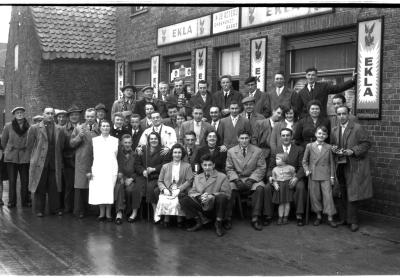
xmin=0 ymin=183 xmax=399 ymax=275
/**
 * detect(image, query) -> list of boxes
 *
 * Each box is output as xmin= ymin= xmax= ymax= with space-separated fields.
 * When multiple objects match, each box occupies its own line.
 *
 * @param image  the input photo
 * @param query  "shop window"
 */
xmin=167 ymin=54 xmax=192 ymax=94
xmin=218 ymin=48 xmax=240 ymax=91
xmin=286 ymin=28 xmax=356 ymax=115
xmin=130 ymin=6 xmax=148 ymax=17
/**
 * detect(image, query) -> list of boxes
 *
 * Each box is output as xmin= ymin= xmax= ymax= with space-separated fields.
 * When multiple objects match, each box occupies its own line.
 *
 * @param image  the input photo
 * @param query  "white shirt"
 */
xmin=283 ymin=144 xmax=291 ymax=154
xmin=307 ymin=83 xmax=315 ymax=92
xmin=231 ymin=115 xmax=239 ymax=127
xmin=341 ymin=121 xmax=349 ymax=137
xmin=211 ymin=120 xmax=220 ymax=130
xmin=146 ymin=118 xmax=153 ymax=127
xmin=276 ymin=86 xmax=284 ymax=96
xmin=269 ymin=118 xmax=275 ymax=128
xmin=201 ymin=94 xmax=207 ymax=103
xmin=171 ymin=162 xmax=181 ymax=183
xmin=139 ymin=124 xmax=177 ymax=149
xmin=224 ymin=90 xmax=231 ymax=97
xmin=285 ymin=119 xmax=293 ymax=130
xmin=193 ymin=121 xmax=202 ymax=145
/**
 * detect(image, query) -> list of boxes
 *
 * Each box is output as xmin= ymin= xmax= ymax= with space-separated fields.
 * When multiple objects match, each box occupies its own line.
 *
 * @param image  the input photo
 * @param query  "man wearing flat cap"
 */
xmin=134 ymin=86 xmax=158 ymax=119
xmin=95 ymin=103 xmax=107 ymax=125
xmin=61 ymin=104 xmax=82 ymax=213
xmin=111 ymin=83 xmax=137 ymax=117
xmin=55 ymin=110 xmax=68 ymax=127
xmin=240 ymin=96 xmax=265 ymax=133
xmin=244 ymin=76 xmax=264 ymax=104
xmin=32 ymin=115 xmax=44 ymax=124
xmin=1 ymin=106 xmax=31 ymax=208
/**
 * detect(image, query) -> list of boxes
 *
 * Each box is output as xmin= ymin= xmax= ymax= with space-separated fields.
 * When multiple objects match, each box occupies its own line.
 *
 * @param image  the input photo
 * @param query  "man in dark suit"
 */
xmin=268 ymin=128 xmax=307 ymax=226
xmin=170 ymin=77 xmax=191 ymax=101
xmin=240 ymin=96 xmax=265 ymax=133
xmin=179 ymin=106 xmax=214 ymax=146
xmin=189 ymin=80 xmax=213 ymax=121
xmin=162 ymin=105 xmax=179 ymax=129
xmin=209 ymin=106 xmax=222 ymax=132
xmin=156 ymin=81 xmax=171 ymax=118
xmin=244 ymin=76 xmax=263 ymax=104
xmin=212 ymin=75 xmax=243 ymax=117
xmin=140 ymin=103 xmax=156 ymax=131
xmin=128 ymin=114 xmax=143 ymax=150
xmin=110 ymin=112 xmax=130 ymax=140
xmin=134 ymin=86 xmax=159 ymax=119
xmin=218 ymin=101 xmax=251 ymax=150
xmin=297 ymin=67 xmax=356 ymax=118
xmin=182 ymin=131 xmax=200 ymax=171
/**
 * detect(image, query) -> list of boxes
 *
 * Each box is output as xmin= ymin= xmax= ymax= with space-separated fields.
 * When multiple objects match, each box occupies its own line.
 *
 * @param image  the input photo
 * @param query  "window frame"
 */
xmin=218 ymin=47 xmax=241 ymax=79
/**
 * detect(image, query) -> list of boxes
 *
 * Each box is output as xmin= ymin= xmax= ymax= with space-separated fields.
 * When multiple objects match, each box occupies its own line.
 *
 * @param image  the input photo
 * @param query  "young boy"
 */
xmin=302 ymin=126 xmax=337 ymax=228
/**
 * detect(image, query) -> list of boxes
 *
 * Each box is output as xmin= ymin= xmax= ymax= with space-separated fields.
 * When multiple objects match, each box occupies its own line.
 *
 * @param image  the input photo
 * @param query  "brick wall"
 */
xmin=116 ymin=6 xmax=400 ymax=217
xmin=4 ymin=7 xmax=115 ymax=124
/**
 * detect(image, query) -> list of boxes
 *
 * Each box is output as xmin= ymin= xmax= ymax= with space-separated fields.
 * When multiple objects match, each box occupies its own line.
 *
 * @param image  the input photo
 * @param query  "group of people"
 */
xmin=0 ymin=67 xmax=373 ymax=237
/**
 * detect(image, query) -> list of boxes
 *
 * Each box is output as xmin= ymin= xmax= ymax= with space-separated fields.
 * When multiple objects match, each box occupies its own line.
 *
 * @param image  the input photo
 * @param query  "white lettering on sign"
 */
xmin=213 ymin=8 xmax=239 ymax=34
xmin=241 ymin=7 xmax=332 ymax=28
xmin=158 ymin=15 xmax=211 ymax=46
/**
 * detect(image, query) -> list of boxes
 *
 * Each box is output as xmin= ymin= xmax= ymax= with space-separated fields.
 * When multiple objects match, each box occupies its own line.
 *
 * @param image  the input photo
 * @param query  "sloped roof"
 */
xmin=30 ymin=6 xmax=115 ymax=60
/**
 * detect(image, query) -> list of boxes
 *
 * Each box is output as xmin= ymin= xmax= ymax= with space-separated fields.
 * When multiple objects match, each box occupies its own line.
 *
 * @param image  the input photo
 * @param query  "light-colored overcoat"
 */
xmin=1 ymin=122 xmax=30 ymax=163
xmin=226 ymin=144 xmax=266 ymax=190
xmin=70 ymin=122 xmax=100 ymax=189
xmin=302 ymin=142 xmax=335 ymax=181
xmin=330 ymin=121 xmax=373 ymax=201
xmin=189 ymin=170 xmax=231 ymax=199
xmin=26 ymin=122 xmax=65 ymax=193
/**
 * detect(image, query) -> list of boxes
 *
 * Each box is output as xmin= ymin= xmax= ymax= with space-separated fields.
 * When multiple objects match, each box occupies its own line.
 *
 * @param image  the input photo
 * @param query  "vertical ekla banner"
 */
xmin=250 ymin=37 xmax=267 ymax=92
xmin=117 ymin=62 xmax=124 ymax=100
xmin=195 ymin=48 xmax=207 ymax=93
xmin=356 ymin=18 xmax=382 ymax=119
xmin=151 ymin=55 xmax=160 ymax=98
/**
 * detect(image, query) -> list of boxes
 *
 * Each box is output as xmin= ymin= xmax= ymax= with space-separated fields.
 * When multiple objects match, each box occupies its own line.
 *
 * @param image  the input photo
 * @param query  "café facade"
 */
xmin=115 ymin=6 xmax=400 ymax=217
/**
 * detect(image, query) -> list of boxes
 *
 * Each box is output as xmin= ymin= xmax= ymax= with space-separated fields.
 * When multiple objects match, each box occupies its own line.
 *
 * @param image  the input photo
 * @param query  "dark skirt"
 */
xmin=272 ymin=180 xmax=293 ymax=204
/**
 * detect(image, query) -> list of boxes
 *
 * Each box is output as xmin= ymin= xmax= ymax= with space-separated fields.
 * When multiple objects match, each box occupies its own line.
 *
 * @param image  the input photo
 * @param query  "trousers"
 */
xmin=7 ymin=163 xmax=30 ymax=206
xmin=179 ymin=194 xmax=228 ymax=220
xmin=34 ymin=167 xmax=60 ymax=214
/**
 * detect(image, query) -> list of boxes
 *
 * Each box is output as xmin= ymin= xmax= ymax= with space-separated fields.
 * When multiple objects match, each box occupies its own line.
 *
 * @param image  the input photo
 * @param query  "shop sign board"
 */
xmin=250 ymin=37 xmax=267 ymax=92
xmin=212 ymin=7 xmax=239 ymax=34
xmin=241 ymin=7 xmax=333 ymax=28
xmin=117 ymin=61 xmax=124 ymax=100
xmin=195 ymin=47 xmax=207 ymax=92
xmin=356 ymin=18 xmax=383 ymax=119
xmin=157 ymin=15 xmax=211 ymax=46
xmin=151 ymin=55 xmax=160 ymax=97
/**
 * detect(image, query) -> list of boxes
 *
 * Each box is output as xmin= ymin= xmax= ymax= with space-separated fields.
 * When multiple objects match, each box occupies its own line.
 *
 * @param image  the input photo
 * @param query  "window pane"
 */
xmin=168 ymin=59 xmax=191 ymax=82
xmin=220 ymin=49 xmax=240 ymax=76
xmin=133 ymin=69 xmax=150 ymax=86
xmin=292 ymin=43 xmax=356 ymax=73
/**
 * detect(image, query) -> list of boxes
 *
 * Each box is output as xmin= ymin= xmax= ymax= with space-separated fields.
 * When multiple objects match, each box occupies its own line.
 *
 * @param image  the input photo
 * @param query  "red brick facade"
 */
xmin=116 ymin=7 xmax=400 ymax=217
xmin=4 ymin=7 xmax=115 ymax=123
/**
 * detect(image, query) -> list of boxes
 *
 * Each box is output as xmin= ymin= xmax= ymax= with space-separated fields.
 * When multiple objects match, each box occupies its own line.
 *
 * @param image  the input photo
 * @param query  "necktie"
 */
xmin=284 ymin=146 xmax=289 ymax=154
xmin=205 ymin=174 xmax=210 ymax=180
xmin=276 ymin=87 xmax=280 ymax=96
xmin=212 ymin=122 xmax=216 ymax=129
xmin=242 ymin=148 xmax=246 ymax=158
xmin=339 ymin=126 xmax=344 ymax=148
xmin=89 ymin=124 xmax=92 ymax=131
xmin=247 ymin=113 xmax=251 ymax=120
xmin=224 ymin=92 xmax=229 ymax=107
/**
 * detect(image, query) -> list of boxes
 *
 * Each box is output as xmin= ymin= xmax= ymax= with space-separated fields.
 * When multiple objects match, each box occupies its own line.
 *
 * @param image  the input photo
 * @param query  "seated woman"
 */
xmin=135 ymin=132 xmax=170 ymax=221
xmin=88 ymin=120 xmax=119 ymax=222
xmin=115 ymin=134 xmax=143 ymax=224
xmin=156 ymin=143 xmax=193 ymax=228
xmin=293 ymin=100 xmax=330 ymax=149
xmin=194 ymin=130 xmax=227 ymax=174
xmin=179 ymin=153 xmax=231 ymax=237
xmin=270 ymin=105 xmax=298 ymax=153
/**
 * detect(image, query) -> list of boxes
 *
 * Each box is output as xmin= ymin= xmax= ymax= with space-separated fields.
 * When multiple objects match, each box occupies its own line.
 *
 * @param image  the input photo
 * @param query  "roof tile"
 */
xmin=30 ymin=6 xmax=115 ymax=61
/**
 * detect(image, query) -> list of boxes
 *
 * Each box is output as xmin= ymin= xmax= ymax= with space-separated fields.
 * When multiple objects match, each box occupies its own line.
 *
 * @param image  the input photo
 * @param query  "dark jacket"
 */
xmin=293 ymin=116 xmax=331 ymax=149
xmin=268 ymin=143 xmax=305 ymax=180
xmin=189 ymin=91 xmax=213 ymax=121
xmin=212 ymin=90 xmax=243 ymax=113
xmin=110 ymin=126 xmax=130 ymax=141
xmin=136 ymin=146 xmax=171 ymax=180
xmin=194 ymin=145 xmax=227 ymax=174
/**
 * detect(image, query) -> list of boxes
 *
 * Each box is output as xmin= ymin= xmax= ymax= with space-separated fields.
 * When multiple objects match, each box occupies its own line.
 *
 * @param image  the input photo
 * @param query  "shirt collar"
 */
xmin=341 ymin=121 xmax=349 ymax=129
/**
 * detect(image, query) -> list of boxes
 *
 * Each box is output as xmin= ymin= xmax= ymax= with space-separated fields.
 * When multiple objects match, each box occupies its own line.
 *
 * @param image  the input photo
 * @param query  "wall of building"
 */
xmin=116 ymin=6 xmax=400 ymax=217
xmin=4 ymin=7 xmax=115 ymax=123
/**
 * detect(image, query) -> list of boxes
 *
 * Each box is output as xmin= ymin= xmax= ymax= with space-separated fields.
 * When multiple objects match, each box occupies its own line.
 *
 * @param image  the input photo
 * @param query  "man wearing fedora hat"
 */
xmin=111 ymin=84 xmax=137 ymax=118
xmin=61 ymin=104 xmax=83 ymax=213
xmin=240 ymin=96 xmax=265 ymax=133
xmin=95 ymin=103 xmax=107 ymax=124
xmin=1 ymin=106 xmax=31 ymax=208
xmin=134 ymin=86 xmax=158 ymax=119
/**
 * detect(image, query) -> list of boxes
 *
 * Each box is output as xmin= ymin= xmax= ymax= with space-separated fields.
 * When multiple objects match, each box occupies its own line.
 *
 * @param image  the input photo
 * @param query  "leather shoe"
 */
xmin=336 ymin=219 xmax=347 ymax=226
xmin=215 ymin=221 xmax=224 ymax=237
xmin=251 ymin=220 xmax=263 ymax=231
xmin=262 ymin=217 xmax=271 ymax=226
xmin=115 ymin=218 xmax=123 ymax=225
xmin=350 ymin=224 xmax=359 ymax=232
xmin=328 ymin=220 xmax=338 ymax=228
xmin=127 ymin=217 xmax=136 ymax=223
xmin=223 ymin=219 xmax=232 ymax=230
xmin=36 ymin=212 xmax=44 ymax=217
xmin=57 ymin=211 xmax=63 ymax=216
xmin=97 ymin=216 xmax=106 ymax=222
xmin=297 ymin=218 xmax=304 ymax=226
xmin=106 ymin=217 xmax=113 ymax=222
xmin=187 ymin=221 xmax=202 ymax=232
xmin=313 ymin=218 xmax=322 ymax=226
xmin=277 ymin=218 xmax=283 ymax=225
